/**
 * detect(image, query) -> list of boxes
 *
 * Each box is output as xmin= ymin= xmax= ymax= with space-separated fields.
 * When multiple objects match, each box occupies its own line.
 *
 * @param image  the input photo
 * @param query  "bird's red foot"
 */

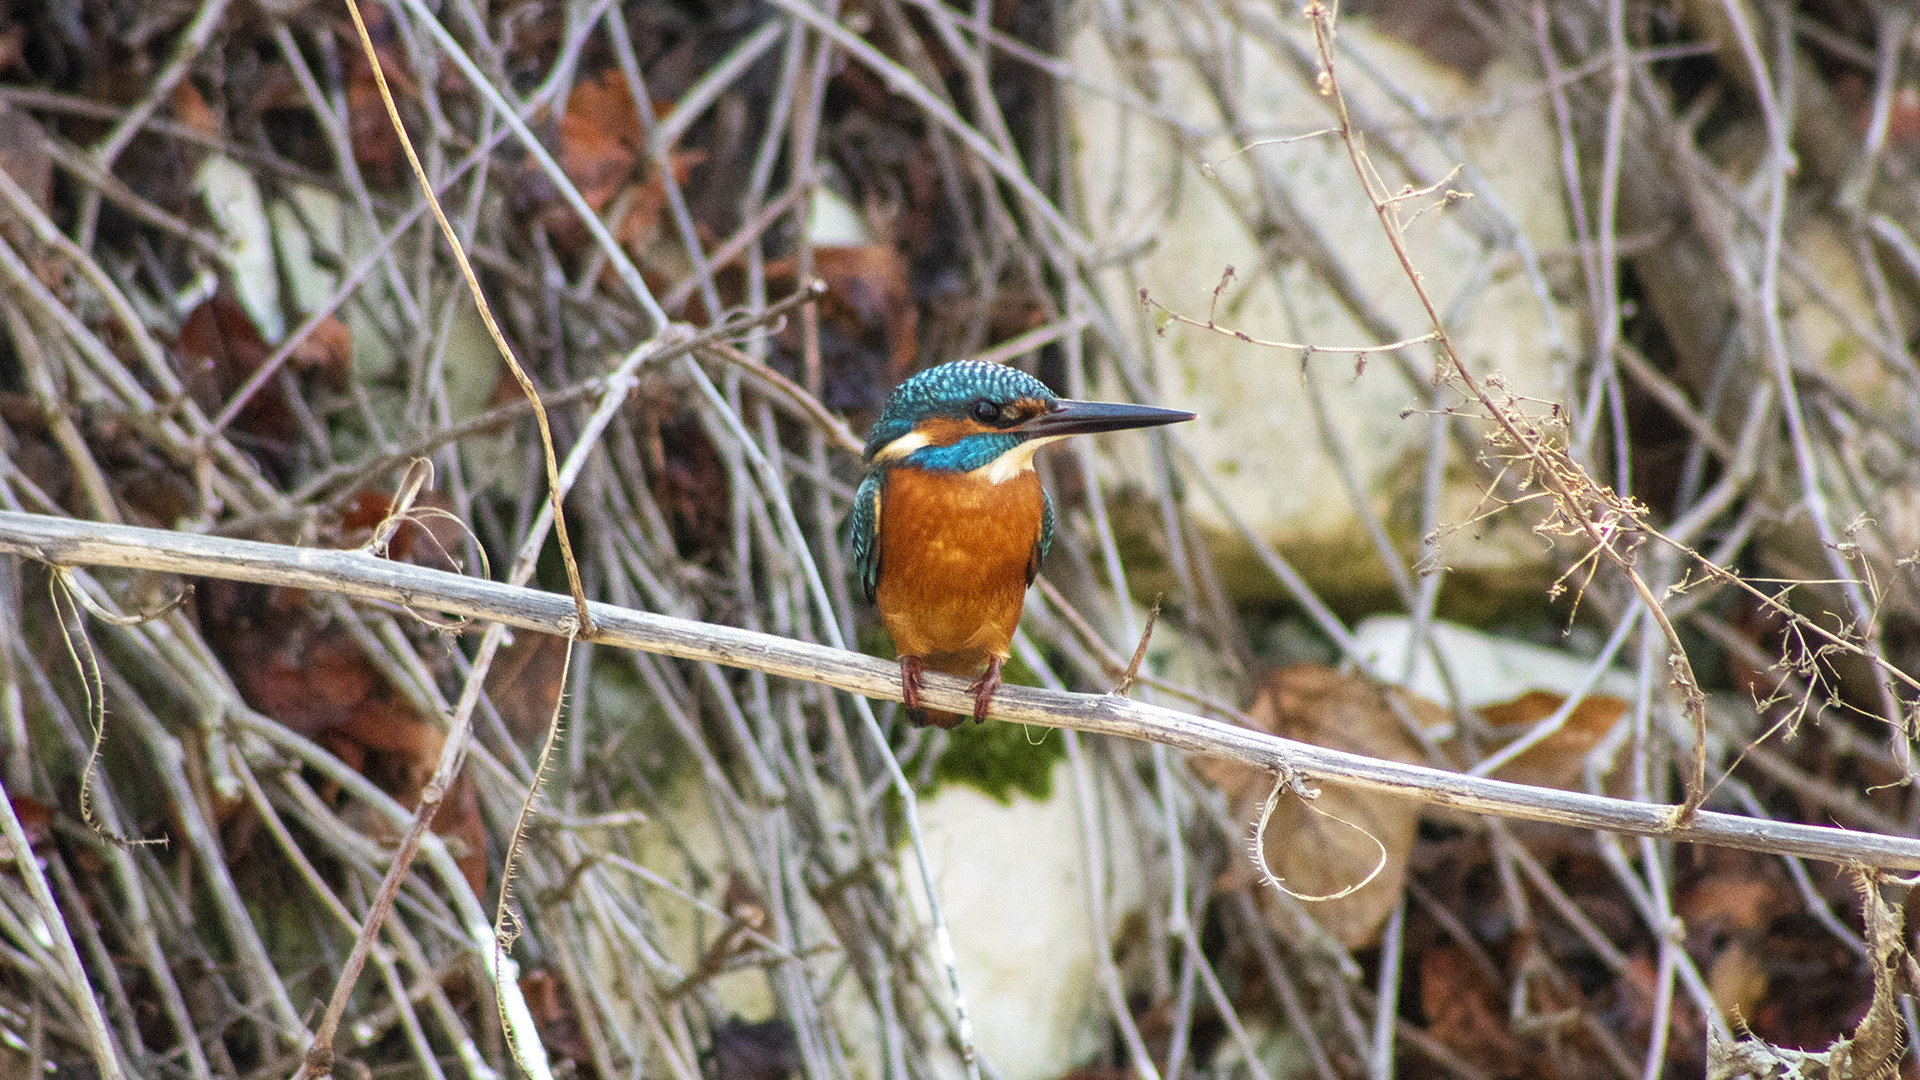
xmin=968 ymin=657 xmax=1003 ymax=723
xmin=899 ymin=655 xmax=933 ymax=727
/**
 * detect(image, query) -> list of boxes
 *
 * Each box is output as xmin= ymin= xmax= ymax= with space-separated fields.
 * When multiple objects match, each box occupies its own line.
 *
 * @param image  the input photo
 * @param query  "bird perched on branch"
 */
xmin=851 ymin=361 xmax=1194 ymax=728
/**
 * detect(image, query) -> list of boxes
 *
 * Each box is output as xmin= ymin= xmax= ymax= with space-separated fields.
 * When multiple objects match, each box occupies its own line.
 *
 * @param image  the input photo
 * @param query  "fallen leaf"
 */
xmin=557 ymin=68 xmax=642 ymax=211
xmin=169 ymin=80 xmax=221 ymax=139
xmin=338 ymin=488 xmax=467 ymax=569
xmin=0 ymin=20 xmax=22 ymax=78
xmin=334 ymin=696 xmax=441 ymax=764
xmin=338 ymin=3 xmax=410 ymax=183
xmin=177 ymin=294 xmax=290 ymax=445
xmin=520 ymin=69 xmax=704 ymax=262
xmin=1674 ymin=858 xmax=1796 ymax=1032
xmin=1418 ymin=945 xmax=1524 ymax=1073
xmin=178 ymin=296 xmax=354 ymax=477
xmin=520 ymin=969 xmax=594 ymax=1067
xmin=628 ymin=391 xmax=731 ymax=561
xmin=485 ymin=631 xmax=571 ymax=742
xmin=287 ymin=314 xmax=352 ymax=390
xmin=1478 ymin=689 xmax=1626 ymax=790
xmin=1675 ymin=861 xmax=1791 ymax=935
xmin=0 ymin=795 xmax=53 ymax=861
xmin=231 ymin=621 xmax=368 ymax=735
xmin=435 ymin=770 xmax=486 ymax=897
xmin=197 ymin=577 xmax=475 ymax=881
xmin=1194 ymin=664 xmax=1434 ymax=947
xmin=764 ymin=245 xmax=919 ymax=399
xmin=613 ymin=148 xmax=705 ymax=252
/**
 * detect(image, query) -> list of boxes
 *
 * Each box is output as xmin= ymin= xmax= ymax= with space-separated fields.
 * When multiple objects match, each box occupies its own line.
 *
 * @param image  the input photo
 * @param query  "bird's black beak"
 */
xmin=1020 ymin=398 xmax=1195 ymax=438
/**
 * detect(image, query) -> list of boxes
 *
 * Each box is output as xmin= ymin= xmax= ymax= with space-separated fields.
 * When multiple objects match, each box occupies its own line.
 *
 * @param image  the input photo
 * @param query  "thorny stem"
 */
xmin=1305 ymin=2 xmax=1713 ymax=824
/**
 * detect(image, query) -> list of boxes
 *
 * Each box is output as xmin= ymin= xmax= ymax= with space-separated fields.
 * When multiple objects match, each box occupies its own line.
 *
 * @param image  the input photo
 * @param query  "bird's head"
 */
xmin=863 ymin=361 xmax=1193 ymax=481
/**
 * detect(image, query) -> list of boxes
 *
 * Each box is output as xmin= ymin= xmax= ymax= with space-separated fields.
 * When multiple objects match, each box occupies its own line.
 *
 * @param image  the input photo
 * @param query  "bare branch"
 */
xmin=5 ymin=510 xmax=1919 ymax=871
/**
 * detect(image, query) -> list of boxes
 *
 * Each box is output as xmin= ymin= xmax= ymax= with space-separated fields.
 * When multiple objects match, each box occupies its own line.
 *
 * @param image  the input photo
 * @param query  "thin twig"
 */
xmin=343 ymin=0 xmax=593 ymax=639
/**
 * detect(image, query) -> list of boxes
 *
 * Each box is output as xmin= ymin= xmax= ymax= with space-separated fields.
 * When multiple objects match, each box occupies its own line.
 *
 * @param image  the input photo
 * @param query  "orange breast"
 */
xmin=875 ymin=466 xmax=1044 ymax=672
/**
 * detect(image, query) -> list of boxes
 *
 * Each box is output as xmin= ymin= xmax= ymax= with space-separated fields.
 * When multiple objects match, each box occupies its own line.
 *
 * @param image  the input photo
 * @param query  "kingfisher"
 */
xmin=850 ymin=361 xmax=1194 ymax=728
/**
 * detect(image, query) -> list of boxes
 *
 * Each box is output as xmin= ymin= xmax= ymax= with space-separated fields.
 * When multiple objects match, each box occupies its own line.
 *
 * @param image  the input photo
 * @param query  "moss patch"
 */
xmin=928 ymin=718 xmax=1066 ymax=804
xmin=887 ymin=652 xmax=1067 ymax=804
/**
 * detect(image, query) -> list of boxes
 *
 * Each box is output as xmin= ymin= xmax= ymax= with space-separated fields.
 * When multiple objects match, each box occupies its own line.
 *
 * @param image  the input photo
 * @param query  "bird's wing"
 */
xmin=1027 ymin=485 xmax=1054 ymax=586
xmin=851 ymin=469 xmax=885 ymax=603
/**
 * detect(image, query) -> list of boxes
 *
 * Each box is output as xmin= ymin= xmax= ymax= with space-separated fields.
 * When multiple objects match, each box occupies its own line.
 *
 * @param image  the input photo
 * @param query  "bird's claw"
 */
xmin=899 ymin=655 xmax=931 ymax=726
xmin=968 ymin=657 xmax=1002 ymax=723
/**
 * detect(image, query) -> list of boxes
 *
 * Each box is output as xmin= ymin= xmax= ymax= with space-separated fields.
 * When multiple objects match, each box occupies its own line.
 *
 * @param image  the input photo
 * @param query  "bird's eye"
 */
xmin=972 ymin=399 xmax=1000 ymax=423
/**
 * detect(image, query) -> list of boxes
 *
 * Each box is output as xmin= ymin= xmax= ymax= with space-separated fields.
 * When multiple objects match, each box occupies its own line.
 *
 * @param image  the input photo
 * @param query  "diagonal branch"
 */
xmin=4 ymin=509 xmax=1919 ymax=871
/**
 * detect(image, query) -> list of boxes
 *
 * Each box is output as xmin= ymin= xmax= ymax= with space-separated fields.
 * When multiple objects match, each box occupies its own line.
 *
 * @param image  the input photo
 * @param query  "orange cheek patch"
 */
xmin=914 ymin=417 xmax=992 ymax=446
xmin=1008 ymin=396 xmax=1050 ymax=423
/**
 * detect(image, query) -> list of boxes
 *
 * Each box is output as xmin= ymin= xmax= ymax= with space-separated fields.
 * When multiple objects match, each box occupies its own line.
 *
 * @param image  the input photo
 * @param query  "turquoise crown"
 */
xmin=862 ymin=361 xmax=1055 ymax=462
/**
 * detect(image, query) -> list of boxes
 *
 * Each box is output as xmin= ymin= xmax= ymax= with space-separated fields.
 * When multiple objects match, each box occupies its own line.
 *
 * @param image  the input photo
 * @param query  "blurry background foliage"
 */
xmin=1 ymin=0 xmax=1919 ymax=1078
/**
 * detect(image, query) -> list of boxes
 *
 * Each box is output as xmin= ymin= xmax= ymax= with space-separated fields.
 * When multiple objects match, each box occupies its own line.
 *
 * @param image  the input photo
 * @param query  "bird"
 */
xmin=850 ymin=361 xmax=1194 ymax=728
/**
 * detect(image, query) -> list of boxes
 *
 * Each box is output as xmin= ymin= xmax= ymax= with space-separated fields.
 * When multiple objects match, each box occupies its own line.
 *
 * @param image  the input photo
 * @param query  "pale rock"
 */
xmin=269 ymin=183 xmax=344 ymax=317
xmin=196 ymin=155 xmax=283 ymax=342
xmin=615 ymin=755 xmax=1146 ymax=1080
xmin=1069 ymin=11 xmax=1580 ymax=605
xmin=903 ymin=760 xmax=1144 ymax=1080
xmin=1352 ymin=614 xmax=1637 ymax=710
xmin=810 ymin=182 xmax=872 ymax=247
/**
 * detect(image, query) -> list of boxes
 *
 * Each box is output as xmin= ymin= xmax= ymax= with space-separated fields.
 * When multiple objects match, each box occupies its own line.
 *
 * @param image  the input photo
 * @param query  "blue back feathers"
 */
xmin=862 ymin=361 xmax=1056 ymax=463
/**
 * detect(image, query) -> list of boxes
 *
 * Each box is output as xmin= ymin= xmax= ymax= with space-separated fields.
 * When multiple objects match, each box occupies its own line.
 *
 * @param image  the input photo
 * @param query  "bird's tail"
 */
xmin=907 ymin=705 xmax=967 ymax=730
xmin=904 ymin=654 xmax=981 ymax=730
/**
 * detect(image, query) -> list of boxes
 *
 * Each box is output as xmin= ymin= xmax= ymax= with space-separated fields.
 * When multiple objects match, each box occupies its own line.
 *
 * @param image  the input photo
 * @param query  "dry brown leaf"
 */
xmin=177 ymin=294 xmax=290 ymax=444
xmin=613 ymin=148 xmax=706 ymax=253
xmin=339 ymin=2 xmax=409 ymax=182
xmin=1677 ymin=860 xmax=1794 ymax=1027
xmin=338 ymin=488 xmax=466 ymax=568
xmin=1194 ymin=664 xmax=1436 ymax=947
xmin=766 ymin=245 xmax=919 ymax=389
xmin=530 ymin=69 xmax=702 ymax=258
xmin=0 ymin=20 xmax=22 ymax=78
xmin=1418 ymin=944 xmax=1524 ymax=1073
xmin=1478 ymin=689 xmax=1626 ymax=790
xmin=197 ymin=575 xmax=477 ymax=886
xmin=1676 ymin=865 xmax=1789 ymax=934
xmin=169 ymin=80 xmax=221 ymax=139
xmin=557 ymin=69 xmax=642 ymax=212
xmin=0 ymin=795 xmax=53 ymax=861
xmin=428 ymin=770 xmax=486 ymax=897
xmin=627 ymin=391 xmax=732 ymax=560
xmin=520 ymin=969 xmax=595 ymax=1070
xmin=288 ymin=314 xmax=353 ymax=390
xmin=485 ymin=631 xmax=571 ymax=743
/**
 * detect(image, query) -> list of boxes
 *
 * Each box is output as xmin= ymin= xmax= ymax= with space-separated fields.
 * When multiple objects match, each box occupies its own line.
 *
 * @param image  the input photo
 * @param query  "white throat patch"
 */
xmin=872 ymin=430 xmax=931 ymax=462
xmin=973 ymin=435 xmax=1065 ymax=485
